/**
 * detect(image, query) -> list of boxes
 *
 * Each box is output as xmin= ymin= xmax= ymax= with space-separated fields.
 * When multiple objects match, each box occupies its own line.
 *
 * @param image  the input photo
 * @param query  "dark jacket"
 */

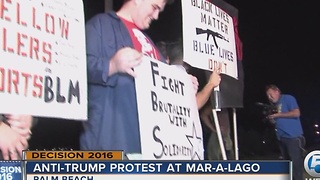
xmin=79 ymin=12 xmax=166 ymax=154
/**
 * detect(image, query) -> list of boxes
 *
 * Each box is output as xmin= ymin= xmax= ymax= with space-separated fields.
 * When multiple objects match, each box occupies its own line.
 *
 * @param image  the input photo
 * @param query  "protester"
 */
xmin=265 ymin=84 xmax=305 ymax=180
xmin=156 ymin=40 xmax=224 ymax=160
xmin=157 ymin=40 xmax=221 ymax=109
xmin=79 ymin=0 xmax=181 ymax=159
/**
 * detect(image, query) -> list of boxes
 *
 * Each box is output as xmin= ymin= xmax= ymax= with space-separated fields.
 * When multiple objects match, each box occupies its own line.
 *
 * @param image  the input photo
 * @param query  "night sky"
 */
xmin=29 ymin=0 xmax=320 ymax=154
xmin=224 ymin=0 xmax=320 ymax=150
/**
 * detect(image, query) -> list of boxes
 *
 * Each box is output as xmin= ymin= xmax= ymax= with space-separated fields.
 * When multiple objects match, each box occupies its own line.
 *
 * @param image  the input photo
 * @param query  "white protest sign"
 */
xmin=134 ymin=56 xmax=204 ymax=160
xmin=0 ymin=0 xmax=87 ymax=120
xmin=181 ymin=0 xmax=238 ymax=79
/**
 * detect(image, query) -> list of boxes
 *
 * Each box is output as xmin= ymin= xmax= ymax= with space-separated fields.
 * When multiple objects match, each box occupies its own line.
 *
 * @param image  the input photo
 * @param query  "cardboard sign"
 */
xmin=134 ymin=56 xmax=204 ymax=160
xmin=181 ymin=0 xmax=238 ymax=79
xmin=0 ymin=0 xmax=87 ymax=120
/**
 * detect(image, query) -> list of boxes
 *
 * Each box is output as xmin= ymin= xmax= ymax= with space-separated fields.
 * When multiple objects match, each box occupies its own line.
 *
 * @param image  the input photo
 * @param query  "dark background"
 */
xmin=29 ymin=0 xmax=320 ymax=157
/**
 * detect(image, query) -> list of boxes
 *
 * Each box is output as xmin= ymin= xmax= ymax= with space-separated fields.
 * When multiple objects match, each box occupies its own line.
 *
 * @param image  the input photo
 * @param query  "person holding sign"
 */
xmin=0 ymin=114 xmax=34 ymax=160
xmin=157 ymin=40 xmax=221 ymax=109
xmin=157 ymin=40 xmax=224 ymax=159
xmin=80 ymin=0 xmax=179 ymax=158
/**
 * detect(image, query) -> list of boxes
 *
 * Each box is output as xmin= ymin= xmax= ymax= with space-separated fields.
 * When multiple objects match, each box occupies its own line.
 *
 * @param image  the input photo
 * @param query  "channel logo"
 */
xmin=304 ymin=150 xmax=320 ymax=177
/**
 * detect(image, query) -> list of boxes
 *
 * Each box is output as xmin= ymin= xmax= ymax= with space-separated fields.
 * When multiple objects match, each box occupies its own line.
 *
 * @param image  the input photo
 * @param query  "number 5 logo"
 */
xmin=304 ymin=150 xmax=320 ymax=177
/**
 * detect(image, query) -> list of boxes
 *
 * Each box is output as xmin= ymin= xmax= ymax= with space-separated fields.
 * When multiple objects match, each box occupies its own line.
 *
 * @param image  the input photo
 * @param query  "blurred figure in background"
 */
xmin=200 ymin=105 xmax=234 ymax=160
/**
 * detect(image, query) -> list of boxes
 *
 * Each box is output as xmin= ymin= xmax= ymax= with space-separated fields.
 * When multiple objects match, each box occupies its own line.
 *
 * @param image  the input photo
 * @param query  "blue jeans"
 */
xmin=279 ymin=136 xmax=305 ymax=180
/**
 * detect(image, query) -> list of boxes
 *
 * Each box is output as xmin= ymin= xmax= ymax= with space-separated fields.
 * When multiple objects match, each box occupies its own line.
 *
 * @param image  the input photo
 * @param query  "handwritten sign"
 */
xmin=134 ymin=56 xmax=204 ymax=160
xmin=0 ymin=0 xmax=87 ymax=120
xmin=181 ymin=0 xmax=238 ymax=79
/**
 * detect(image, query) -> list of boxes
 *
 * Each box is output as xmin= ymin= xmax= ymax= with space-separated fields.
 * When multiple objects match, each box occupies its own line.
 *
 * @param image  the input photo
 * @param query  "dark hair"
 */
xmin=156 ymin=41 xmax=168 ymax=58
xmin=166 ymin=40 xmax=183 ymax=65
xmin=156 ymin=39 xmax=194 ymax=73
xmin=265 ymin=84 xmax=281 ymax=93
xmin=156 ymin=39 xmax=194 ymax=72
xmin=156 ymin=40 xmax=183 ymax=65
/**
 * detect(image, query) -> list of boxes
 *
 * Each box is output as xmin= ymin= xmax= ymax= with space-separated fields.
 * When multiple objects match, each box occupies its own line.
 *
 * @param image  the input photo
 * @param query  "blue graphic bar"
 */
xmin=25 ymin=161 xmax=290 ymax=174
xmin=0 ymin=161 xmax=23 ymax=180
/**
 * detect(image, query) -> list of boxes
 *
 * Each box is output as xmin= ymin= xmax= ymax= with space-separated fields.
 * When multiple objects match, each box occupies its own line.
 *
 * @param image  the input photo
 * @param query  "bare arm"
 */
xmin=196 ymin=68 xmax=221 ymax=109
